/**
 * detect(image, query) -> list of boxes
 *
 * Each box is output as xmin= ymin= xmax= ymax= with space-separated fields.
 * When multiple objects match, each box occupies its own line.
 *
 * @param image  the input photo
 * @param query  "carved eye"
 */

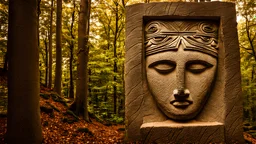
xmin=149 ymin=60 xmax=176 ymax=74
xmin=186 ymin=60 xmax=213 ymax=74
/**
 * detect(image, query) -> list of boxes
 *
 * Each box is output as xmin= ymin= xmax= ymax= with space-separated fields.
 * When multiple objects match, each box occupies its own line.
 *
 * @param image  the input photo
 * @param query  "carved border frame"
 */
xmin=125 ymin=2 xmax=243 ymax=143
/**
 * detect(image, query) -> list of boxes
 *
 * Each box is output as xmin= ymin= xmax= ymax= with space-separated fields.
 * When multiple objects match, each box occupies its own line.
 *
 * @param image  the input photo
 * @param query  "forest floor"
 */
xmin=38 ymin=87 xmax=126 ymax=143
xmin=0 ymin=76 xmax=127 ymax=143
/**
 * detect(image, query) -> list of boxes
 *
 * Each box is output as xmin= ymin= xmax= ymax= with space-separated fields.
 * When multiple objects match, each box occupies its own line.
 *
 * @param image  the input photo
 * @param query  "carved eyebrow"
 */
xmin=148 ymin=60 xmax=176 ymax=74
xmin=186 ymin=60 xmax=213 ymax=74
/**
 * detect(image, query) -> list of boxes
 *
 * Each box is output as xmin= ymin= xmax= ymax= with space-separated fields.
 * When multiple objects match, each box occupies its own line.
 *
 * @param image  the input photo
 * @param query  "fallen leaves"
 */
xmin=0 ymin=118 xmax=6 ymax=143
xmin=39 ymin=90 xmax=125 ymax=143
xmin=0 ymin=87 xmax=125 ymax=143
xmin=40 ymin=90 xmax=124 ymax=144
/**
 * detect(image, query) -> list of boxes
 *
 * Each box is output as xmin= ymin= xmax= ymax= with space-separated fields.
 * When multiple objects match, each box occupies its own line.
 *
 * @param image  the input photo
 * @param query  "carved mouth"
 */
xmin=170 ymin=100 xmax=193 ymax=108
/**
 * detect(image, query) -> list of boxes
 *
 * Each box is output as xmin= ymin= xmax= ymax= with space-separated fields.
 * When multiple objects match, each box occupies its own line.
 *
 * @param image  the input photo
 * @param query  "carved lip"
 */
xmin=170 ymin=100 xmax=193 ymax=108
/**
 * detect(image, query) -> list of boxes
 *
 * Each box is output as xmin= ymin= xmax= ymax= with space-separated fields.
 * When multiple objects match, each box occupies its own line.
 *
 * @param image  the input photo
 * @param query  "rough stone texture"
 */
xmin=125 ymin=2 xmax=244 ymax=143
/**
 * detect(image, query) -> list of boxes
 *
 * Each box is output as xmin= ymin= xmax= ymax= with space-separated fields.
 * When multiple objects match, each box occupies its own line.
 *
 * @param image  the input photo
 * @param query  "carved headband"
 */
xmin=145 ymin=21 xmax=219 ymax=57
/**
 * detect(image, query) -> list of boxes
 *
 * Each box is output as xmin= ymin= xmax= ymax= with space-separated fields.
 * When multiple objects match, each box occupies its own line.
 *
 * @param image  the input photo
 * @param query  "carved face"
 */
xmin=145 ymin=21 xmax=218 ymax=120
xmin=146 ymin=47 xmax=217 ymax=120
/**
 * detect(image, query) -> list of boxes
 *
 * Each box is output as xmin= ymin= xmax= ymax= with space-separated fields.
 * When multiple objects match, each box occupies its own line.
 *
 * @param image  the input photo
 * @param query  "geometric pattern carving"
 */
xmin=145 ymin=21 xmax=219 ymax=57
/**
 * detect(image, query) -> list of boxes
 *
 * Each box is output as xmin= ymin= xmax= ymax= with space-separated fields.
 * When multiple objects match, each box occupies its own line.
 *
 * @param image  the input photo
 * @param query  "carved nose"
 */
xmin=173 ymin=89 xmax=190 ymax=98
xmin=176 ymin=63 xmax=186 ymax=92
xmin=174 ymin=63 xmax=190 ymax=98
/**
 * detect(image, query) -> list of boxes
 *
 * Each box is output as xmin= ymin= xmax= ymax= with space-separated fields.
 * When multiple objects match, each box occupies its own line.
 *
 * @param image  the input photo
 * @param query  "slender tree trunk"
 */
xmin=54 ymin=0 xmax=62 ymax=95
xmin=3 ymin=52 xmax=8 ymax=71
xmin=69 ymin=0 xmax=75 ymax=99
xmin=113 ymin=1 xmax=119 ymax=114
xmin=44 ymin=36 xmax=48 ymax=87
xmin=48 ymin=0 xmax=54 ymax=89
xmin=69 ymin=43 xmax=74 ymax=98
xmin=37 ymin=0 xmax=41 ymax=48
xmin=88 ymin=68 xmax=91 ymax=98
xmin=38 ymin=0 xmax=41 ymax=84
xmin=7 ymin=0 xmax=43 ymax=143
xmin=75 ymin=0 xmax=91 ymax=121
xmin=121 ymin=63 xmax=125 ymax=116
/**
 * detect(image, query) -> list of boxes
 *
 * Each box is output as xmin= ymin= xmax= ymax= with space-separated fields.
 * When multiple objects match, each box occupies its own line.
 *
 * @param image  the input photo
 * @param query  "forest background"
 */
xmin=0 ymin=0 xmax=255 ymax=137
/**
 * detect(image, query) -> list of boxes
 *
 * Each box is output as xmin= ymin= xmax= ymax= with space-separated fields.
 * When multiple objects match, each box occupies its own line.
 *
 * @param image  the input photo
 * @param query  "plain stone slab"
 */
xmin=141 ymin=121 xmax=225 ymax=143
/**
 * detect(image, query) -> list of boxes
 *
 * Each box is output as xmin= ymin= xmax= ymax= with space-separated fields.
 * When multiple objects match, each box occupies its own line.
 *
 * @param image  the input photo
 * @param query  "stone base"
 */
xmin=140 ymin=120 xmax=224 ymax=143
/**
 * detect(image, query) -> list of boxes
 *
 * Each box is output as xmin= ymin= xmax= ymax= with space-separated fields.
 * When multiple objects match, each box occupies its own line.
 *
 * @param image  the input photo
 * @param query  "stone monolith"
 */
xmin=125 ymin=2 xmax=244 ymax=143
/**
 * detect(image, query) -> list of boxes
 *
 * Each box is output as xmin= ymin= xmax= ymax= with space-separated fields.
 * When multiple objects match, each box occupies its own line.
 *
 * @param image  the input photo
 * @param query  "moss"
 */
xmin=50 ymin=93 xmax=69 ymax=107
xmin=40 ymin=93 xmax=50 ymax=100
xmin=59 ymin=99 xmax=69 ymax=107
xmin=66 ymin=110 xmax=79 ymax=120
xmin=46 ymin=102 xmax=60 ymax=112
xmin=51 ymin=93 xmax=60 ymax=102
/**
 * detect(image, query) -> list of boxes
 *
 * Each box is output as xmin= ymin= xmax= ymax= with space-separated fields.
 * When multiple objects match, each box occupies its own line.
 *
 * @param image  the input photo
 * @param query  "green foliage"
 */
xmin=85 ymin=0 xmax=126 ymax=121
xmin=237 ymin=0 xmax=256 ymax=125
xmin=110 ymin=114 xmax=124 ymax=124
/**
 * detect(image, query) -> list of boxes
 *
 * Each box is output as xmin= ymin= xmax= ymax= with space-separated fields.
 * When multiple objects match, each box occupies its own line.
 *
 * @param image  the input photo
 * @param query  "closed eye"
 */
xmin=186 ymin=60 xmax=213 ymax=74
xmin=148 ymin=60 xmax=176 ymax=74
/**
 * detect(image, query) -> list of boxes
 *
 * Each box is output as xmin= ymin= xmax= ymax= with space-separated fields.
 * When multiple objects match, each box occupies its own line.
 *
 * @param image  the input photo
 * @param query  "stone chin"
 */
xmin=156 ymin=93 xmax=210 ymax=121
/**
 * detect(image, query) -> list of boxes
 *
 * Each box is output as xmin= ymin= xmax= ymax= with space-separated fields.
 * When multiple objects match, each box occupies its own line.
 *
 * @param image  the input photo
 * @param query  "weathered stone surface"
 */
xmin=141 ymin=121 xmax=224 ymax=143
xmin=125 ymin=2 xmax=243 ymax=143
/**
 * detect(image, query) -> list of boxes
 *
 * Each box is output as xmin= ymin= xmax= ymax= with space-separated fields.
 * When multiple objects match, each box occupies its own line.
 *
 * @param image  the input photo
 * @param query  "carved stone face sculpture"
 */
xmin=145 ymin=21 xmax=219 ymax=120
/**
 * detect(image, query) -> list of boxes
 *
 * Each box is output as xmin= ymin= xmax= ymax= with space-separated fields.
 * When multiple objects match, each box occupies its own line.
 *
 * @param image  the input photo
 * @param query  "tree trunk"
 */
xmin=113 ymin=1 xmax=118 ymax=114
xmin=37 ymin=0 xmax=41 ymax=48
xmin=69 ymin=44 xmax=74 ymax=98
xmin=44 ymin=36 xmax=48 ymax=87
xmin=69 ymin=0 xmax=76 ymax=99
xmin=48 ymin=0 xmax=54 ymax=89
xmin=75 ymin=0 xmax=91 ymax=121
xmin=54 ymin=0 xmax=62 ymax=95
xmin=7 ymin=0 xmax=43 ymax=143
xmin=3 ymin=52 xmax=8 ymax=71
